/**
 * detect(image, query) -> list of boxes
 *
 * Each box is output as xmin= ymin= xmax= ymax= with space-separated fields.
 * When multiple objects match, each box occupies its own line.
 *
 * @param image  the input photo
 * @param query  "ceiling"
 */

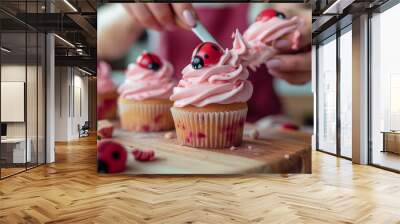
xmin=0 ymin=0 xmax=96 ymax=74
xmin=312 ymin=0 xmax=390 ymax=43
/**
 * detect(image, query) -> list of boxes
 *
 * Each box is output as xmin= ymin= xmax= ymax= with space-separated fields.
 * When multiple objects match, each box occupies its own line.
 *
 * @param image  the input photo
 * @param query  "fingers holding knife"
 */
xmin=123 ymin=3 xmax=198 ymax=31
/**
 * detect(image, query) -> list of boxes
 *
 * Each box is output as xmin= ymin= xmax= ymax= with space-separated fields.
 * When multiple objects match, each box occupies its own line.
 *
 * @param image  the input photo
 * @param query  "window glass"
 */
xmin=371 ymin=3 xmax=400 ymax=171
xmin=339 ymin=28 xmax=352 ymax=158
xmin=317 ymin=36 xmax=337 ymax=154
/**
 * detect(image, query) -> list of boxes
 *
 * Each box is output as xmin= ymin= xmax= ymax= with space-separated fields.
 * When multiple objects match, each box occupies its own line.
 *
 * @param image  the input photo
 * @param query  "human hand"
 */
xmin=266 ymin=6 xmax=312 ymax=85
xmin=122 ymin=3 xmax=197 ymax=31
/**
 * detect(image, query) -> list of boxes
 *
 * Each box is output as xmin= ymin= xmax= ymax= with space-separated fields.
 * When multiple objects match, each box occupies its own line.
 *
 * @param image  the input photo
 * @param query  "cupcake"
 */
xmin=243 ymin=8 xmax=302 ymax=71
xmin=97 ymin=61 xmax=118 ymax=120
xmin=118 ymin=52 xmax=175 ymax=132
xmin=170 ymin=31 xmax=253 ymax=149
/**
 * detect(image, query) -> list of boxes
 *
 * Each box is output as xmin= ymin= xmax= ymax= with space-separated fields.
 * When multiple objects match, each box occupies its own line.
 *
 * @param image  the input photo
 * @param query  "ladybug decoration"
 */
xmin=191 ymin=42 xmax=223 ymax=69
xmin=256 ymin=8 xmax=286 ymax=22
xmin=137 ymin=52 xmax=163 ymax=71
xmin=97 ymin=139 xmax=127 ymax=173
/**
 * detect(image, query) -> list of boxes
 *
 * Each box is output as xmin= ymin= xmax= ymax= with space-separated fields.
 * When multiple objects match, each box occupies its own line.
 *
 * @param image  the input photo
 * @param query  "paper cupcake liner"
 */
xmin=171 ymin=107 xmax=247 ymax=149
xmin=118 ymin=99 xmax=174 ymax=132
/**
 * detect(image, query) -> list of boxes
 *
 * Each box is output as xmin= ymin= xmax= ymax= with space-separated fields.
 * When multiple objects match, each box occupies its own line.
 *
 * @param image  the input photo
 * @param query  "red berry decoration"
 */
xmin=281 ymin=123 xmax=299 ymax=130
xmin=256 ymin=8 xmax=286 ymax=22
xmin=132 ymin=149 xmax=155 ymax=162
xmin=191 ymin=42 xmax=223 ymax=69
xmin=137 ymin=52 xmax=163 ymax=71
xmin=97 ymin=139 xmax=127 ymax=173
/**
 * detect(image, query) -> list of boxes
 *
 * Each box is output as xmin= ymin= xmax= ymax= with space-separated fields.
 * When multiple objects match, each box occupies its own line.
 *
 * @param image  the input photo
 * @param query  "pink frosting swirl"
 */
xmin=243 ymin=16 xmax=302 ymax=71
xmin=170 ymin=31 xmax=253 ymax=107
xmin=97 ymin=61 xmax=117 ymax=94
xmin=118 ymin=59 xmax=175 ymax=101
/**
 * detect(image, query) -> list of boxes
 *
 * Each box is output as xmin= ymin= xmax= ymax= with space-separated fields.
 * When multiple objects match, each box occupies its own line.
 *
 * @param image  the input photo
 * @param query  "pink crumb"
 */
xmin=247 ymin=145 xmax=253 ymax=150
xmin=132 ymin=149 xmax=155 ymax=162
xmin=230 ymin=146 xmax=238 ymax=150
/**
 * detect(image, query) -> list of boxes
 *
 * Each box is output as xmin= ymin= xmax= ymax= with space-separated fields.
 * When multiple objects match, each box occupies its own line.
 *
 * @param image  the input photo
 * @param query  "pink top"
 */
xmin=97 ymin=61 xmax=117 ymax=94
xmin=158 ymin=4 xmax=298 ymax=122
xmin=118 ymin=58 xmax=175 ymax=101
xmin=170 ymin=31 xmax=253 ymax=107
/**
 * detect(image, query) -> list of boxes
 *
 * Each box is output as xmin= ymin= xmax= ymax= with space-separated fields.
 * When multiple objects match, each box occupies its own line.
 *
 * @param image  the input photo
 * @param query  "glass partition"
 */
xmin=27 ymin=31 xmax=38 ymax=169
xmin=317 ymin=35 xmax=337 ymax=154
xmin=370 ymin=3 xmax=400 ymax=171
xmin=339 ymin=27 xmax=352 ymax=158
xmin=0 ymin=1 xmax=46 ymax=179
xmin=0 ymin=30 xmax=28 ymax=177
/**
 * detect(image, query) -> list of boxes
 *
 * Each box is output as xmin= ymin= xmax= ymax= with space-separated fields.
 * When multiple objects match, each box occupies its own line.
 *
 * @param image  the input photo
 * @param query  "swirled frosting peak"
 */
xmin=118 ymin=53 xmax=175 ymax=101
xmin=170 ymin=30 xmax=253 ymax=107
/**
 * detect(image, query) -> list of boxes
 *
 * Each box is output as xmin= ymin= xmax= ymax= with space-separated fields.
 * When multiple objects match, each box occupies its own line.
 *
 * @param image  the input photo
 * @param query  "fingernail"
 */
xmin=182 ymin=10 xmax=196 ymax=27
xmin=274 ymin=40 xmax=291 ymax=49
xmin=266 ymin=59 xmax=281 ymax=69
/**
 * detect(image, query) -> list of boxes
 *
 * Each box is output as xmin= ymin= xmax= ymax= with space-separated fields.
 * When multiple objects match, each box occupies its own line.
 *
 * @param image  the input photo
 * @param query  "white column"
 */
xmin=46 ymin=33 xmax=55 ymax=163
xmin=311 ymin=45 xmax=317 ymax=151
xmin=352 ymin=14 xmax=369 ymax=164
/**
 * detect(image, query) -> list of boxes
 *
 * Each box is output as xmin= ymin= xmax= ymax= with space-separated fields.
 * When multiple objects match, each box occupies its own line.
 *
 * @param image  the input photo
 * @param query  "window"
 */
xmin=339 ymin=27 xmax=352 ymax=158
xmin=370 ymin=3 xmax=400 ymax=171
xmin=317 ymin=35 xmax=337 ymax=154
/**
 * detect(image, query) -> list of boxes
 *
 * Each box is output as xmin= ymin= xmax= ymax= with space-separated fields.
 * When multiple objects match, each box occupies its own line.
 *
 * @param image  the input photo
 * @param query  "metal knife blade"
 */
xmin=191 ymin=21 xmax=220 ymax=46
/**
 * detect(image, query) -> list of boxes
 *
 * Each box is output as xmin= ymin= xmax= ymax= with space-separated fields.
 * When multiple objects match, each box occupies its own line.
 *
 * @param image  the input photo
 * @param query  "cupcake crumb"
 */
xmin=164 ymin=131 xmax=176 ymax=139
xmin=247 ymin=145 xmax=253 ymax=150
xmin=132 ymin=148 xmax=155 ymax=162
xmin=284 ymin=154 xmax=290 ymax=160
xmin=230 ymin=146 xmax=238 ymax=151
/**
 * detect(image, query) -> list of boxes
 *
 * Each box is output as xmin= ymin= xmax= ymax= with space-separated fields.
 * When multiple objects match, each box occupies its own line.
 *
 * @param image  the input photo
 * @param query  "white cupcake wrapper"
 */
xmin=171 ymin=107 xmax=248 ymax=149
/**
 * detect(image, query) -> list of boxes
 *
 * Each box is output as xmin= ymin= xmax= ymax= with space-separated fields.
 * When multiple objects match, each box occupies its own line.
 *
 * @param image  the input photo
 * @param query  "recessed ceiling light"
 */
xmin=63 ymin=0 xmax=78 ymax=12
xmin=54 ymin=34 xmax=75 ymax=48
xmin=78 ymin=67 xmax=93 ymax=76
xmin=323 ymin=0 xmax=355 ymax=15
xmin=1 ymin=47 xmax=11 ymax=53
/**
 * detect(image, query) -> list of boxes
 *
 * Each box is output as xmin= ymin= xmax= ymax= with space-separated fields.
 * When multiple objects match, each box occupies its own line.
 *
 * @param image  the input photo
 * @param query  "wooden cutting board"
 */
xmin=113 ymin=128 xmax=311 ymax=174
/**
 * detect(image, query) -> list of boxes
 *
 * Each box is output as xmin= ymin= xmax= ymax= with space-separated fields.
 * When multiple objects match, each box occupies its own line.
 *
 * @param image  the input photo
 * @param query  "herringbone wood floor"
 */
xmin=0 ymin=135 xmax=400 ymax=224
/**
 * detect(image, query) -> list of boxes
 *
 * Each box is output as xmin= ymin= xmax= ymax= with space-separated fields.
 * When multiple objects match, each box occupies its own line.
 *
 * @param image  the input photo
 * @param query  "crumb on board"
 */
xmin=284 ymin=154 xmax=290 ymax=160
xmin=132 ymin=149 xmax=155 ymax=162
xmin=164 ymin=131 xmax=176 ymax=139
xmin=230 ymin=146 xmax=238 ymax=151
xmin=247 ymin=145 xmax=253 ymax=150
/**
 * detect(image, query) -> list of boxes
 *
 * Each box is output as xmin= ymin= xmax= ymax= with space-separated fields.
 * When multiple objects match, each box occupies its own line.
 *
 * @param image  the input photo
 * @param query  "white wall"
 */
xmin=54 ymin=67 xmax=89 ymax=141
